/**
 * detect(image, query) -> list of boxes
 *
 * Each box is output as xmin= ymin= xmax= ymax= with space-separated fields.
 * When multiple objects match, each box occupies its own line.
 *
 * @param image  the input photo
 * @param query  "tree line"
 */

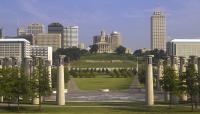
xmin=0 ymin=58 xmax=51 ymax=111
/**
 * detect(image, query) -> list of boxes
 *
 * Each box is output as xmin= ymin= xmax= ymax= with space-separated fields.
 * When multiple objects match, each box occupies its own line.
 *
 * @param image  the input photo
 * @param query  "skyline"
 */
xmin=1 ymin=0 xmax=200 ymax=50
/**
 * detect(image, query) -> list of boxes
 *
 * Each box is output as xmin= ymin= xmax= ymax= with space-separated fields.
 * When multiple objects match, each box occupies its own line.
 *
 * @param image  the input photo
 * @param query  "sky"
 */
xmin=1 ymin=0 xmax=200 ymax=50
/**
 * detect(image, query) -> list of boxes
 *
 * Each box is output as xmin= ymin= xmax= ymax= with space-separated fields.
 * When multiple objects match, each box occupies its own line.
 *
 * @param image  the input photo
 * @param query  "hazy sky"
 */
xmin=0 ymin=0 xmax=200 ymax=50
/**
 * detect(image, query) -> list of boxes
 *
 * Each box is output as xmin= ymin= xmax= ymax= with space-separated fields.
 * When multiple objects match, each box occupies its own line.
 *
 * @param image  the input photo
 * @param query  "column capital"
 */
xmin=146 ymin=55 xmax=154 ymax=64
xmin=59 ymin=55 xmax=65 ymax=66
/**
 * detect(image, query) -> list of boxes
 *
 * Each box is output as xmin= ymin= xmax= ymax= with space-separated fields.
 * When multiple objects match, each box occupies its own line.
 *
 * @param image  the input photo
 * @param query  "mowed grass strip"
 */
xmin=80 ymin=54 xmax=135 ymax=60
xmin=74 ymin=77 xmax=133 ymax=90
xmin=0 ymin=102 xmax=199 ymax=114
xmin=71 ymin=61 xmax=135 ymax=68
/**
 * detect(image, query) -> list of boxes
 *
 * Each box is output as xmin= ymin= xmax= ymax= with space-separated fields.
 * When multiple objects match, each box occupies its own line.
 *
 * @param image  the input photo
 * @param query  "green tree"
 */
xmin=160 ymin=66 xmax=179 ymax=108
xmin=89 ymin=44 xmax=98 ymax=54
xmin=0 ymin=67 xmax=32 ymax=111
xmin=115 ymin=45 xmax=126 ymax=55
xmin=31 ymin=58 xmax=51 ymax=110
xmin=185 ymin=64 xmax=199 ymax=111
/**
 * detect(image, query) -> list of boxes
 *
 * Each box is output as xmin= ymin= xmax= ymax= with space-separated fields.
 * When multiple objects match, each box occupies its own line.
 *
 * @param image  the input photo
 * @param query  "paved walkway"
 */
xmin=46 ymin=78 xmax=164 ymax=102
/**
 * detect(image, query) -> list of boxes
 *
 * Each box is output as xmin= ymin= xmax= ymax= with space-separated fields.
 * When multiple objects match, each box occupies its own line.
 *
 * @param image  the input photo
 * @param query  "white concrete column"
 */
xmin=32 ymin=57 xmax=39 ymax=105
xmin=57 ymin=55 xmax=65 ymax=105
xmin=164 ymin=56 xmax=170 ymax=102
xmin=24 ymin=58 xmax=32 ymax=80
xmin=171 ymin=56 xmax=179 ymax=104
xmin=190 ymin=56 xmax=198 ymax=72
xmin=46 ymin=60 xmax=52 ymax=88
xmin=145 ymin=55 xmax=154 ymax=106
xmin=179 ymin=56 xmax=187 ymax=101
xmin=190 ymin=56 xmax=199 ymax=105
xmin=157 ymin=59 xmax=163 ymax=91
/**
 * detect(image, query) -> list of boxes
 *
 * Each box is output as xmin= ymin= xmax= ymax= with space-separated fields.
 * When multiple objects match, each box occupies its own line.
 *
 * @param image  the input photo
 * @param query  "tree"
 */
xmin=89 ymin=44 xmax=98 ymax=54
xmin=115 ymin=45 xmax=126 ymax=55
xmin=31 ymin=58 xmax=51 ymax=110
xmin=0 ymin=67 xmax=32 ymax=111
xmin=185 ymin=64 xmax=199 ymax=111
xmin=160 ymin=66 xmax=179 ymax=108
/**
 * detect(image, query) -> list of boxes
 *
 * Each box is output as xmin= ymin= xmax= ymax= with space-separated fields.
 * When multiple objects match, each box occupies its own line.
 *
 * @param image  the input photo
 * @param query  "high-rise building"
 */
xmin=151 ymin=10 xmax=166 ymax=51
xmin=0 ymin=28 xmax=2 ymax=38
xmin=78 ymin=43 xmax=85 ymax=49
xmin=0 ymin=38 xmax=31 ymax=62
xmin=62 ymin=26 xmax=78 ymax=48
xmin=27 ymin=23 xmax=44 ymax=35
xmin=33 ymin=33 xmax=61 ymax=51
xmin=16 ymin=27 xmax=34 ymax=44
xmin=48 ymin=23 xmax=63 ymax=34
xmin=167 ymin=39 xmax=200 ymax=58
xmin=17 ymin=27 xmax=26 ymax=36
xmin=110 ymin=31 xmax=121 ymax=50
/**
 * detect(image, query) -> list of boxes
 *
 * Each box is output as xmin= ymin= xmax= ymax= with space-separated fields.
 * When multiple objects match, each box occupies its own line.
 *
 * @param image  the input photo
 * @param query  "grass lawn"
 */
xmin=80 ymin=53 xmax=135 ymax=60
xmin=74 ymin=76 xmax=133 ymax=90
xmin=71 ymin=61 xmax=135 ymax=68
xmin=71 ymin=53 xmax=138 ymax=68
xmin=0 ymin=102 xmax=199 ymax=114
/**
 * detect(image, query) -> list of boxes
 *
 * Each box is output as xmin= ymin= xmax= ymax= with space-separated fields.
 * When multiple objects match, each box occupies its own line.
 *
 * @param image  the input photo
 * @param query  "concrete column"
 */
xmin=145 ymin=55 xmax=154 ymax=106
xmin=190 ymin=56 xmax=199 ymax=105
xmin=32 ymin=57 xmax=39 ymax=105
xmin=57 ymin=55 xmax=65 ymax=105
xmin=179 ymin=56 xmax=187 ymax=101
xmin=0 ymin=59 xmax=3 ymax=102
xmin=46 ymin=60 xmax=52 ymax=88
xmin=171 ymin=56 xmax=179 ymax=104
xmin=198 ymin=57 xmax=200 ymax=76
xmin=3 ymin=57 xmax=12 ymax=68
xmin=0 ymin=59 xmax=2 ymax=69
xmin=190 ymin=56 xmax=198 ymax=72
xmin=23 ymin=58 xmax=32 ymax=80
xmin=164 ymin=56 xmax=170 ymax=102
xmin=157 ymin=59 xmax=163 ymax=91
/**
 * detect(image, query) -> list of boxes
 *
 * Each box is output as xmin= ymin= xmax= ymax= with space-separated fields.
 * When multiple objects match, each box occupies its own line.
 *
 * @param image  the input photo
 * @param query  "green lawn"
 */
xmin=71 ymin=61 xmax=135 ymax=68
xmin=74 ymin=76 xmax=133 ymax=90
xmin=71 ymin=54 xmax=137 ymax=68
xmin=0 ymin=102 xmax=199 ymax=114
xmin=80 ymin=54 xmax=135 ymax=60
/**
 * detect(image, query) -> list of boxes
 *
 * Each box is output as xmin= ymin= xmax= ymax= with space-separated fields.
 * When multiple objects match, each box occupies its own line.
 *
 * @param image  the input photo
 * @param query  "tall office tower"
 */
xmin=110 ymin=31 xmax=121 ymax=50
xmin=48 ymin=23 xmax=63 ymax=34
xmin=151 ymin=10 xmax=166 ymax=51
xmin=27 ymin=23 xmax=44 ymax=35
xmin=0 ymin=28 xmax=2 ymax=38
xmin=33 ymin=33 xmax=61 ymax=51
xmin=17 ymin=27 xmax=26 ymax=36
xmin=62 ymin=26 xmax=78 ymax=48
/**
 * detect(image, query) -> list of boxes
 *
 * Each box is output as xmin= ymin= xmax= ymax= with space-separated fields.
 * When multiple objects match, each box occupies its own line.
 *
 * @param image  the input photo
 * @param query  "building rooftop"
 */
xmin=171 ymin=39 xmax=200 ymax=43
xmin=0 ymin=38 xmax=30 ymax=43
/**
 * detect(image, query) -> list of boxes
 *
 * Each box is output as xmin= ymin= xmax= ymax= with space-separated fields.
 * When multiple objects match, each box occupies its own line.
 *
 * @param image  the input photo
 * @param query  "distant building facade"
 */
xmin=33 ymin=33 xmax=61 ymax=51
xmin=78 ymin=43 xmax=85 ymax=49
xmin=31 ymin=45 xmax=53 ymax=65
xmin=0 ymin=38 xmax=31 ymax=62
xmin=151 ymin=10 xmax=166 ymax=51
xmin=17 ymin=27 xmax=26 ymax=36
xmin=62 ymin=26 xmax=78 ymax=48
xmin=93 ymin=30 xmax=121 ymax=53
xmin=48 ymin=22 xmax=64 ymax=34
xmin=27 ymin=23 xmax=44 ymax=35
xmin=0 ymin=28 xmax=2 ymax=38
xmin=167 ymin=39 xmax=200 ymax=58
